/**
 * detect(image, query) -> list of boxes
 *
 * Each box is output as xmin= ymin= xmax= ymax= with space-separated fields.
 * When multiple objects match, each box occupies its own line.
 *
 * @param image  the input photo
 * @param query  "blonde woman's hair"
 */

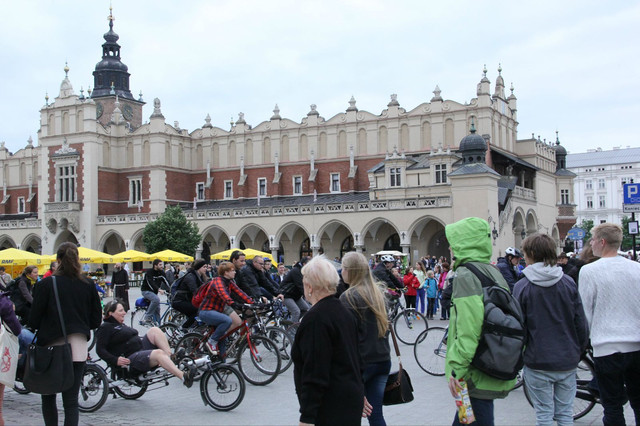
xmin=341 ymin=252 xmax=389 ymax=338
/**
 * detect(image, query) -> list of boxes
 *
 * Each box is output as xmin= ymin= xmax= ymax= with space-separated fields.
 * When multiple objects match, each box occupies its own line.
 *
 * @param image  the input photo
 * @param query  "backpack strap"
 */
xmin=460 ymin=263 xmax=494 ymax=289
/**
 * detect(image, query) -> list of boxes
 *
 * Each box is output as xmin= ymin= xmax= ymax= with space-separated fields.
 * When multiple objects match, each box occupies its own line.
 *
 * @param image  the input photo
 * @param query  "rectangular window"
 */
xmin=293 ymin=176 xmax=302 ymax=195
xmin=560 ymin=189 xmax=569 ymax=204
xmin=128 ymin=177 xmax=142 ymax=206
xmin=57 ymin=164 xmax=76 ymax=202
xmin=599 ymin=195 xmax=606 ymax=208
xmin=598 ymin=179 xmax=605 ymax=190
xmin=600 ymin=219 xmax=607 ymax=224
xmin=586 ymin=196 xmax=593 ymax=209
xmin=435 ymin=164 xmax=447 ymax=184
xmin=224 ymin=180 xmax=233 ymax=199
xmin=258 ymin=178 xmax=267 ymax=197
xmin=17 ymin=196 xmax=25 ymax=214
xmin=330 ymin=173 xmax=340 ymax=193
xmin=389 ymin=167 xmax=402 ymax=187
xmin=585 ymin=180 xmax=593 ymax=190
xmin=196 ymin=182 xmax=205 ymax=201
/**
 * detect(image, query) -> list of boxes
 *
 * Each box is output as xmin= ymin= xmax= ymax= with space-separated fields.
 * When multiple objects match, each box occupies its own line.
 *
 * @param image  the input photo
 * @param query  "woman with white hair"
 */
xmin=291 ymin=256 xmax=370 ymax=426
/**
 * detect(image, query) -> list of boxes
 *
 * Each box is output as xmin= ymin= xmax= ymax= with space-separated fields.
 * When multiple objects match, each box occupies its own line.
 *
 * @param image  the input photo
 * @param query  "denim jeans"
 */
xmin=198 ymin=309 xmax=232 ymax=344
xmin=283 ymin=297 xmax=309 ymax=323
xmin=594 ymin=350 xmax=640 ymax=426
xmin=141 ymin=291 xmax=161 ymax=323
xmin=452 ymin=397 xmax=494 ymax=426
xmin=416 ymin=288 xmax=426 ymax=314
xmin=363 ymin=359 xmax=391 ymax=426
xmin=523 ymin=366 xmax=576 ymax=426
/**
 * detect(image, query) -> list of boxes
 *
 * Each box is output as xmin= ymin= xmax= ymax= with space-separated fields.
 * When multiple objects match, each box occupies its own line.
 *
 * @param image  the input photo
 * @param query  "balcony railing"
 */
xmin=44 ymin=202 xmax=81 ymax=212
xmin=512 ymin=186 xmax=536 ymax=201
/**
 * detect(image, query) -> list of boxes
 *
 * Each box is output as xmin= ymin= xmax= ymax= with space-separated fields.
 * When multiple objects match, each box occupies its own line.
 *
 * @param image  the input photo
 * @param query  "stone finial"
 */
xmin=203 ymin=113 xmax=213 ymax=128
xmin=271 ymin=104 xmax=281 ymax=120
xmin=388 ymin=94 xmax=400 ymax=107
xmin=498 ymin=63 xmax=502 ymax=75
xmin=346 ymin=96 xmax=358 ymax=112
xmin=431 ymin=85 xmax=443 ymax=102
xmin=138 ymin=91 xmax=144 ymax=102
xmin=174 ymin=121 xmax=180 ymax=130
xmin=45 ymin=92 xmax=49 ymax=106
xmin=236 ymin=112 xmax=246 ymax=124
xmin=59 ymin=63 xmax=75 ymax=98
xmin=110 ymin=82 xmax=115 ymax=95
xmin=27 ymin=136 xmax=33 ymax=147
xmin=150 ymin=98 xmax=164 ymax=118
xmin=307 ymin=104 xmax=319 ymax=116
xmin=64 ymin=62 xmax=69 ymax=78
xmin=79 ymin=87 xmax=84 ymax=99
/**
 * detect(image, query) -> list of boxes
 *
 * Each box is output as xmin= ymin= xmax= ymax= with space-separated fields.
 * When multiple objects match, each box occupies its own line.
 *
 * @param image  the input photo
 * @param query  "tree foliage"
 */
xmin=142 ymin=206 xmax=201 ymax=256
xmin=621 ymin=216 xmax=635 ymax=251
xmin=577 ymin=219 xmax=594 ymax=242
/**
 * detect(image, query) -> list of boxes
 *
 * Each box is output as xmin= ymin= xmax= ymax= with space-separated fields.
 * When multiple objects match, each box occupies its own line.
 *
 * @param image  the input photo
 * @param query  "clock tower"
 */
xmin=91 ymin=7 xmax=144 ymax=128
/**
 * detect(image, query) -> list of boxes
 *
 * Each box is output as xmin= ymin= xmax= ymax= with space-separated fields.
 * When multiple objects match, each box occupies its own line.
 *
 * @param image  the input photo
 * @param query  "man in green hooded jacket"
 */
xmin=445 ymin=217 xmax=516 ymax=425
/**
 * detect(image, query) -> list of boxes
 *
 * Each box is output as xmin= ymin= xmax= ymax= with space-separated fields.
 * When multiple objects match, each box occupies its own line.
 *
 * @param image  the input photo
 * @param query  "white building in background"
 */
xmin=567 ymin=147 xmax=640 ymax=225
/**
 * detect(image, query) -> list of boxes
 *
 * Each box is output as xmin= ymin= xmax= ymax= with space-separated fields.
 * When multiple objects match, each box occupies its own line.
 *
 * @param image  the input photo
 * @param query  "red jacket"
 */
xmin=403 ymin=273 xmax=420 ymax=296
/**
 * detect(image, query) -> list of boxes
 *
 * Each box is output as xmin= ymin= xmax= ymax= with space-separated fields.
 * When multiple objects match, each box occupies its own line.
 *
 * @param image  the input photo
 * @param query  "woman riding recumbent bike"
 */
xmin=78 ymin=299 xmax=245 ymax=412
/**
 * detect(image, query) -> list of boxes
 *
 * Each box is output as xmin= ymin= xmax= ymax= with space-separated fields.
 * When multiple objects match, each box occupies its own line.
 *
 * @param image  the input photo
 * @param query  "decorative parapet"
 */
xmin=44 ymin=202 xmax=81 ymax=212
xmin=0 ymin=219 xmax=41 ymax=229
xmin=96 ymin=213 xmax=157 ymax=224
xmin=512 ymin=186 xmax=536 ymax=201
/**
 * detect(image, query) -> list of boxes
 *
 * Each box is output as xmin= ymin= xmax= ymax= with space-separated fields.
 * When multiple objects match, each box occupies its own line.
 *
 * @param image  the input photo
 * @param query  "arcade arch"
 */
xmin=276 ymin=222 xmax=309 ymax=265
xmin=408 ymin=216 xmax=448 ymax=261
xmin=21 ymin=234 xmax=42 ymax=254
xmin=317 ymin=220 xmax=353 ymax=260
xmin=361 ymin=218 xmax=400 ymax=255
xmin=201 ymin=225 xmax=231 ymax=256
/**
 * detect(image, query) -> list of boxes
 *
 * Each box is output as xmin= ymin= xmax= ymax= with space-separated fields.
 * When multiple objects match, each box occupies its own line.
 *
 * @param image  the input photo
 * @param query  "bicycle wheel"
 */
xmin=264 ymin=326 xmax=294 ymax=373
xmin=238 ymin=335 xmax=281 ymax=386
xmin=113 ymin=379 xmax=148 ymax=399
xmin=78 ymin=363 xmax=109 ymax=413
xmin=200 ymin=364 xmax=246 ymax=411
xmin=393 ymin=308 xmax=428 ymax=345
xmin=162 ymin=307 xmax=186 ymax=326
xmin=176 ymin=332 xmax=206 ymax=359
xmin=159 ymin=322 xmax=185 ymax=349
xmin=414 ymin=327 xmax=447 ymax=376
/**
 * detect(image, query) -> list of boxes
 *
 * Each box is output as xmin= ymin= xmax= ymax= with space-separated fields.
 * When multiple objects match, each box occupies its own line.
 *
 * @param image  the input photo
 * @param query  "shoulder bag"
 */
xmin=23 ymin=276 xmax=75 ymax=394
xmin=0 ymin=316 xmax=19 ymax=387
xmin=382 ymin=323 xmax=414 ymax=405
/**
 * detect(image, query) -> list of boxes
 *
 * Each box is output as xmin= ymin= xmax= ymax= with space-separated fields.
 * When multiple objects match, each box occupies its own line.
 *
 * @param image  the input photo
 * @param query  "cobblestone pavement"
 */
xmin=4 ymin=288 xmax=632 ymax=425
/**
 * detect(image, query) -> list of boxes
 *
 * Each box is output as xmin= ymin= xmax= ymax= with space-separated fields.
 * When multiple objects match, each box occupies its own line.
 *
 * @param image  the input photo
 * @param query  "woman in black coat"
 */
xmin=291 ymin=256 xmax=370 ymax=426
xmin=29 ymin=242 xmax=102 ymax=426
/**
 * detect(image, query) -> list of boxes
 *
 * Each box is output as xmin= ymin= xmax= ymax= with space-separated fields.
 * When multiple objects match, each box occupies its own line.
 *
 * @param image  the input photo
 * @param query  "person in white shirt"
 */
xmin=579 ymin=223 xmax=640 ymax=426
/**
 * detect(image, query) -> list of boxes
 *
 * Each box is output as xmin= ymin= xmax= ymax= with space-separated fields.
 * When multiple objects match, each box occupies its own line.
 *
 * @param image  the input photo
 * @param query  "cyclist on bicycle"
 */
xmin=96 ymin=299 xmax=196 ymax=388
xmin=373 ymin=255 xmax=404 ymax=292
xmin=197 ymin=261 xmax=254 ymax=356
xmin=172 ymin=259 xmax=208 ymax=331
xmin=496 ymin=247 xmax=523 ymax=292
xmin=141 ymin=259 xmax=169 ymax=325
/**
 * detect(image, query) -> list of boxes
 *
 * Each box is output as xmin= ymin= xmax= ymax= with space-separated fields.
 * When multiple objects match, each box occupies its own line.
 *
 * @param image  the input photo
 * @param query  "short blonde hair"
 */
xmin=592 ymin=223 xmax=623 ymax=250
xmin=301 ymin=256 xmax=339 ymax=295
xmin=427 ymin=270 xmax=434 ymax=278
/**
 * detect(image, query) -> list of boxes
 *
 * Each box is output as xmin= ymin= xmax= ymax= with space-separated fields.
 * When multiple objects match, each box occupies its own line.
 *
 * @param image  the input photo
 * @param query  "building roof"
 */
xmin=448 ymin=163 xmax=500 ymax=177
xmin=566 ymin=147 xmax=640 ymax=168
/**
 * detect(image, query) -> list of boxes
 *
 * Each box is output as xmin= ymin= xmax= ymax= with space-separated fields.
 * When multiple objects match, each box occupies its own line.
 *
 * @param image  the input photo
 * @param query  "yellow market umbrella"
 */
xmin=73 ymin=247 xmax=114 ymax=264
xmin=112 ymin=249 xmax=153 ymax=263
xmin=211 ymin=248 xmax=277 ymax=266
xmin=0 ymin=248 xmax=51 ymax=266
xmin=150 ymin=250 xmax=194 ymax=262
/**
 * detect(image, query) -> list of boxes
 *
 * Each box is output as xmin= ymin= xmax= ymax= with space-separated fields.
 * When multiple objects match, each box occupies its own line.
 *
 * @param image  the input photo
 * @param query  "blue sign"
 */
xmin=567 ymin=228 xmax=586 ymax=241
xmin=623 ymin=183 xmax=640 ymax=204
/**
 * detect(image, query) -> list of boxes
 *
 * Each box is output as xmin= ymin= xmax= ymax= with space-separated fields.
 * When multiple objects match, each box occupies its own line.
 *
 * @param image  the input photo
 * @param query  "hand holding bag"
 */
xmin=382 ymin=323 xmax=414 ymax=405
xmin=23 ymin=276 xmax=75 ymax=394
xmin=0 ymin=320 xmax=19 ymax=387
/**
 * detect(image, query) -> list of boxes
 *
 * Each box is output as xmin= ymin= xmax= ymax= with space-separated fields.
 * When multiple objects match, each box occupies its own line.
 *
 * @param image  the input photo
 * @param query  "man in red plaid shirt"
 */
xmin=197 ymin=261 xmax=253 ymax=355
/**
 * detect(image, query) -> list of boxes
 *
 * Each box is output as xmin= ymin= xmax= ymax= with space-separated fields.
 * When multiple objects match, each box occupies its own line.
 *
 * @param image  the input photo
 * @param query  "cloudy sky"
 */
xmin=1 ymin=1 xmax=638 ymax=155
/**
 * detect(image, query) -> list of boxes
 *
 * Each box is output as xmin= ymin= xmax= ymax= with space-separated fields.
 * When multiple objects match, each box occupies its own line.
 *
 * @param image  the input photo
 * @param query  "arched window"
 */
xmin=165 ymin=141 xmax=171 ymax=166
xmin=76 ymin=109 xmax=84 ymax=132
xmin=103 ymin=142 xmax=110 ymax=167
xmin=228 ymin=140 xmax=236 ymax=166
xmin=357 ymin=128 xmax=367 ymax=155
xmin=378 ymin=126 xmax=388 ymax=153
xmin=62 ymin=112 xmax=69 ymax=134
xmin=299 ymin=134 xmax=308 ymax=161
xmin=280 ymin=135 xmax=289 ymax=162
xmin=318 ymin=132 xmax=327 ymax=158
xmin=126 ymin=142 xmax=133 ymax=167
xmin=421 ymin=121 xmax=431 ymax=150
xmin=262 ymin=137 xmax=270 ymax=164
xmin=195 ymin=144 xmax=203 ymax=169
xmin=143 ymin=140 xmax=150 ymax=166
xmin=400 ymin=123 xmax=409 ymax=152
xmin=444 ymin=119 xmax=454 ymax=147
xmin=212 ymin=143 xmax=219 ymax=168
xmin=245 ymin=139 xmax=253 ymax=165
xmin=338 ymin=130 xmax=347 ymax=157
xmin=19 ymin=163 xmax=26 ymax=185
xmin=178 ymin=143 xmax=184 ymax=168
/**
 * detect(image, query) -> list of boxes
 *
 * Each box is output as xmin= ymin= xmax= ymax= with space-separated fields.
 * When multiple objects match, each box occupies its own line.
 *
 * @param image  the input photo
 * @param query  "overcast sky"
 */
xmin=1 ymin=1 xmax=638 ymax=155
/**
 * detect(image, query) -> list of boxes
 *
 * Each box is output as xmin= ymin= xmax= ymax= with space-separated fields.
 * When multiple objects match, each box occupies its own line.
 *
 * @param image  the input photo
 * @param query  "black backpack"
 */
xmin=170 ymin=274 xmax=187 ymax=299
xmin=461 ymin=263 xmax=525 ymax=381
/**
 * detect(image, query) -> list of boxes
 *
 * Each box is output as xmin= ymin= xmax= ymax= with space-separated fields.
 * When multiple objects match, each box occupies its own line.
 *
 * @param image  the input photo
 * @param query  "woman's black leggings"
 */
xmin=41 ymin=361 xmax=85 ymax=426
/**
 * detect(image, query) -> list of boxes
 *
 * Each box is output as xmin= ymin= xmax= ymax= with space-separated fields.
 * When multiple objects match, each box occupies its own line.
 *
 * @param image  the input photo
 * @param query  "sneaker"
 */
xmin=205 ymin=340 xmax=218 ymax=356
xmin=183 ymin=365 xmax=196 ymax=388
xmin=171 ymin=347 xmax=186 ymax=364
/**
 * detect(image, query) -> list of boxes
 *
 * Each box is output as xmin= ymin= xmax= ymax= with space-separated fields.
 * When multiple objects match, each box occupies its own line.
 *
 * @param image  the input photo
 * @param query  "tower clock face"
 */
xmin=96 ymin=102 xmax=103 ymax=119
xmin=123 ymin=104 xmax=133 ymax=121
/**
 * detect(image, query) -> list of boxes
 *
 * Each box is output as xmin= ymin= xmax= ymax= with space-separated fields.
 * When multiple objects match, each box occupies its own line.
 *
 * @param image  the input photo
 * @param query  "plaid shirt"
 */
xmin=199 ymin=276 xmax=253 ymax=313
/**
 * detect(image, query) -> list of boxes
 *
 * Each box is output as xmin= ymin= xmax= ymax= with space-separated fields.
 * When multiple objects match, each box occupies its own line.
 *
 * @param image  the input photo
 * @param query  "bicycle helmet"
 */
xmin=380 ymin=254 xmax=395 ymax=263
xmin=505 ymin=247 xmax=522 ymax=258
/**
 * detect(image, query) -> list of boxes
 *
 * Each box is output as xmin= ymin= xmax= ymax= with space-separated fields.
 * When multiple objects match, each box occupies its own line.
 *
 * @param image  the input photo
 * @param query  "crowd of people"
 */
xmin=1 ymin=221 xmax=639 ymax=425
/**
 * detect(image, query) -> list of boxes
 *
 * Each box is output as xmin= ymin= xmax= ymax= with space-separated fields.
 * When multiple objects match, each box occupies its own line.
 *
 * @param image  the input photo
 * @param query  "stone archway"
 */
xmin=100 ymin=231 xmax=126 ymax=255
xmin=53 ymin=230 xmax=79 ymax=250
xmin=21 ymin=234 xmax=42 ymax=254
xmin=201 ymin=225 xmax=231 ymax=256
xmin=317 ymin=220 xmax=353 ymax=261
xmin=408 ymin=216 xmax=448 ymax=263
xmin=236 ymin=224 xmax=269 ymax=256
xmin=0 ymin=236 xmax=17 ymax=250
xmin=276 ymin=222 xmax=310 ymax=265
xmin=512 ymin=208 xmax=526 ymax=248
xmin=525 ymin=210 xmax=538 ymax=237
xmin=361 ymin=218 xmax=400 ymax=256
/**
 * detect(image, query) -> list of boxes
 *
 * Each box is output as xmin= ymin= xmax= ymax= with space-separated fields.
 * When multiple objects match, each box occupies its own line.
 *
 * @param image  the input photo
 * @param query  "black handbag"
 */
xmin=382 ymin=325 xmax=414 ymax=405
xmin=23 ymin=276 xmax=75 ymax=394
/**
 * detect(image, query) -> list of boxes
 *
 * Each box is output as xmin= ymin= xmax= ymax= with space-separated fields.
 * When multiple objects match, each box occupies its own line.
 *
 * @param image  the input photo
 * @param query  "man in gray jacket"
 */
xmin=514 ymin=233 xmax=589 ymax=426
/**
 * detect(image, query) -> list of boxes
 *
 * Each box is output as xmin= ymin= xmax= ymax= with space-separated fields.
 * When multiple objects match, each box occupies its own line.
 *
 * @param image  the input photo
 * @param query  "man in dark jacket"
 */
xmin=496 ymin=247 xmax=523 ymax=292
xmin=557 ymin=252 xmax=579 ymax=285
xmin=373 ymin=255 xmax=403 ymax=290
xmin=230 ymin=250 xmax=254 ymax=301
xmin=112 ymin=263 xmax=130 ymax=311
xmin=141 ymin=259 xmax=168 ymax=325
xmin=281 ymin=257 xmax=310 ymax=322
xmin=514 ymin=233 xmax=589 ymax=425
xmin=172 ymin=259 xmax=207 ymax=330
xmin=241 ymin=257 xmax=281 ymax=300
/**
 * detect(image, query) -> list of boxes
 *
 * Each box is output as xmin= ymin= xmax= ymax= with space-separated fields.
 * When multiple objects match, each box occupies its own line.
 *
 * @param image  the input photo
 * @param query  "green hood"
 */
xmin=445 ymin=217 xmax=492 ymax=270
